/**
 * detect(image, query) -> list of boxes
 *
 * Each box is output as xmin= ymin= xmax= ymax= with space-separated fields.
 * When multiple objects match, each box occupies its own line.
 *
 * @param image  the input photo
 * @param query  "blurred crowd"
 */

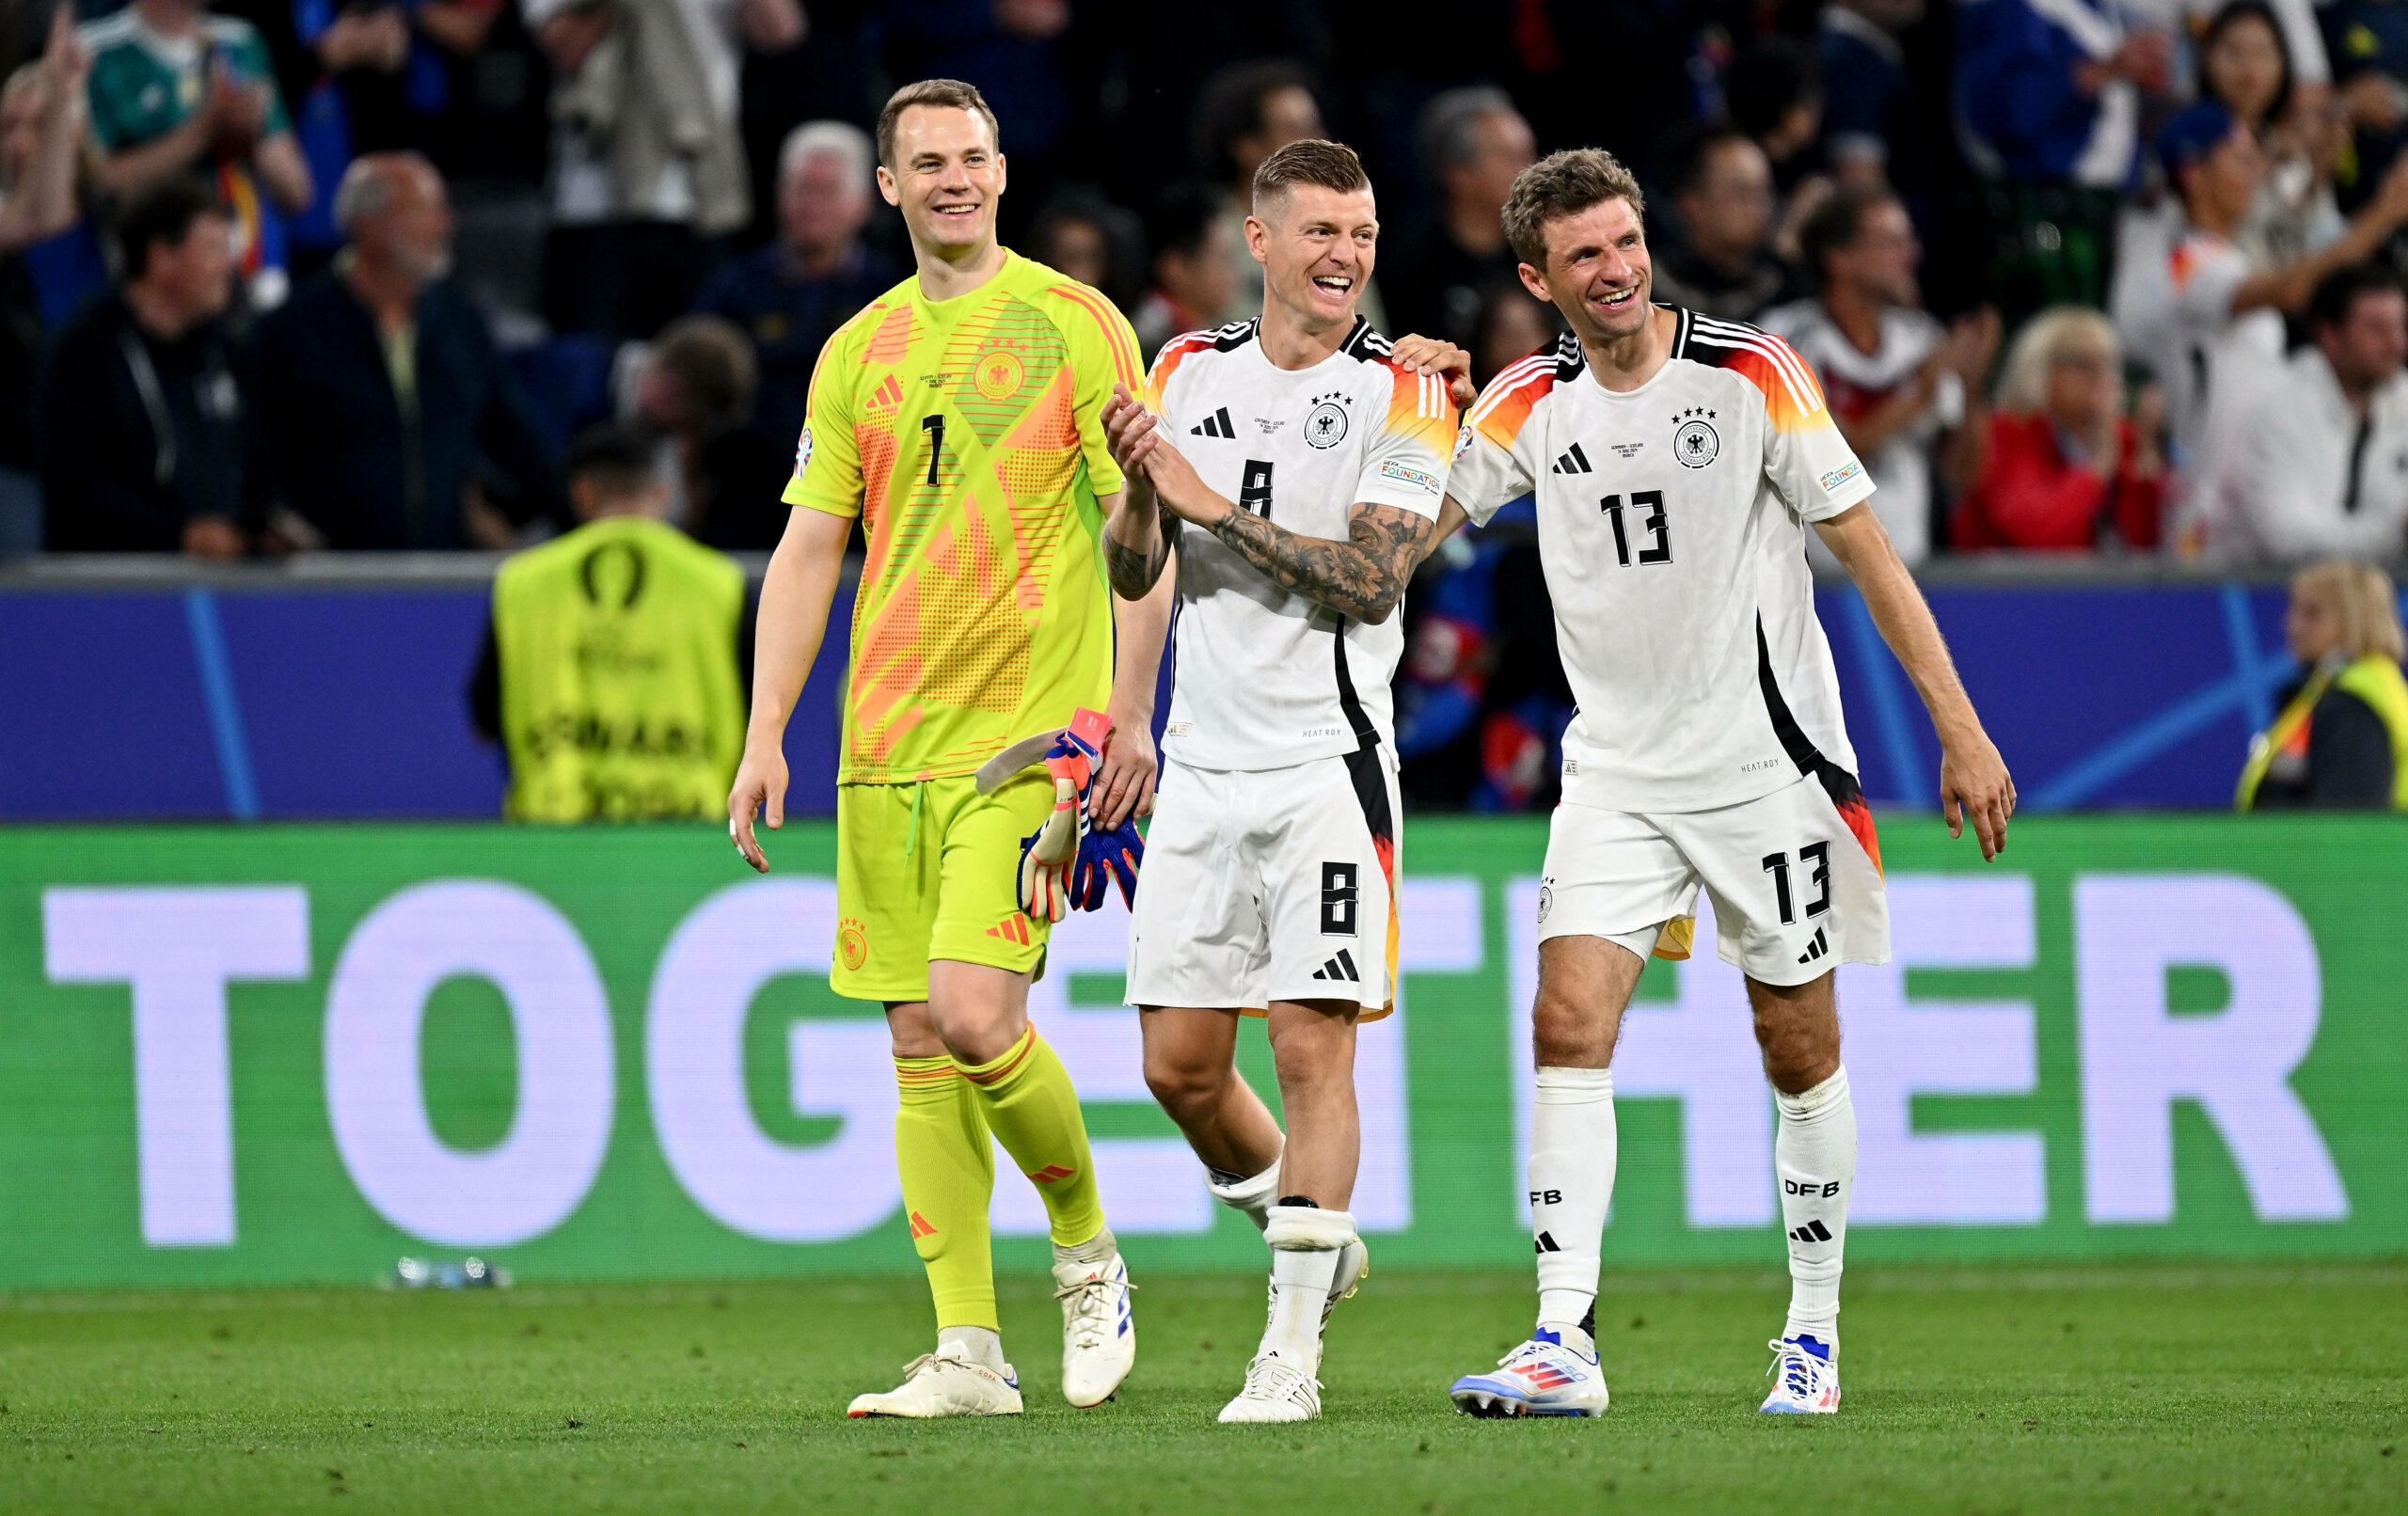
xmin=5 ymin=0 xmax=2408 ymax=805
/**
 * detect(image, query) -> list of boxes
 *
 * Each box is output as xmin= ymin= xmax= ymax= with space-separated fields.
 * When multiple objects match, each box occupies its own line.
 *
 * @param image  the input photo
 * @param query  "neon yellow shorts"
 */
xmin=832 ymin=771 xmax=1054 ymax=1003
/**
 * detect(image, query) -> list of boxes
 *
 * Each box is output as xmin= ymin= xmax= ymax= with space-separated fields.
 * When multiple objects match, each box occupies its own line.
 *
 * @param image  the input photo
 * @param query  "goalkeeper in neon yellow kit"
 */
xmin=726 ymin=78 xmax=1174 ymax=1418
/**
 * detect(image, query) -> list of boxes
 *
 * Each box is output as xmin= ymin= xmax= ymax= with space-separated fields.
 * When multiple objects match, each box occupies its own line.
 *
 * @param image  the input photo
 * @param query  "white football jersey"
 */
xmin=1450 ymin=308 xmax=1877 ymax=815
xmin=1142 ymin=317 xmax=1459 ymax=770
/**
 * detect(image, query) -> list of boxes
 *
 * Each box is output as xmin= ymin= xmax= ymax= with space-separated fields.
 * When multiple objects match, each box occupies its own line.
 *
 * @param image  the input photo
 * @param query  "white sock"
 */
xmin=938 ymin=1324 xmax=1007 ymax=1374
xmin=1262 ymin=1245 xmax=1337 ymax=1364
xmin=1531 ymin=1066 xmax=1614 ymax=1357
xmin=1260 ymin=1205 xmax=1356 ymax=1368
xmin=1775 ymin=1066 xmax=1855 ymax=1352
xmin=1207 ymin=1153 xmax=1282 ymax=1235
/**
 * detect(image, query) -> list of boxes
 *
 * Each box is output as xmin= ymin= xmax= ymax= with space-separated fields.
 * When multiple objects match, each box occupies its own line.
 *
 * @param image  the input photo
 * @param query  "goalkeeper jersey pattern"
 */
xmin=785 ymin=251 xmax=1143 ymax=783
xmin=1142 ymin=317 xmax=1458 ymax=770
xmin=1449 ymin=308 xmax=1877 ymax=813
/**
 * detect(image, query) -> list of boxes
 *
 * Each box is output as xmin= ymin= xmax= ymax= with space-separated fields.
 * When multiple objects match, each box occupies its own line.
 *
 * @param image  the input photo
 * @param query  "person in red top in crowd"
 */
xmin=1955 ymin=307 xmax=2170 ymax=550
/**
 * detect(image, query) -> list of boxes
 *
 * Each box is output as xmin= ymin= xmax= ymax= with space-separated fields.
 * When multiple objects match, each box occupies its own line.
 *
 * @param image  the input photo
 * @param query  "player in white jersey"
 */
xmin=1096 ymin=139 xmax=1470 ymax=1424
xmin=1433 ymin=149 xmax=2016 ymax=1418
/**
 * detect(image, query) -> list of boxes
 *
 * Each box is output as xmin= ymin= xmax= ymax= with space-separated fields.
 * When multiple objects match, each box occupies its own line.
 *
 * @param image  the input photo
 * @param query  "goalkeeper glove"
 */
xmin=1005 ymin=708 xmax=1111 ymax=924
xmin=1072 ymin=814 xmax=1144 ymax=911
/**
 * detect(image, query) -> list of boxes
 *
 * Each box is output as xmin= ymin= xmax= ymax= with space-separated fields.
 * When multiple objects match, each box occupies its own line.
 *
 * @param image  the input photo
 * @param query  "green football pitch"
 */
xmin=2 ymin=1264 xmax=2400 ymax=1515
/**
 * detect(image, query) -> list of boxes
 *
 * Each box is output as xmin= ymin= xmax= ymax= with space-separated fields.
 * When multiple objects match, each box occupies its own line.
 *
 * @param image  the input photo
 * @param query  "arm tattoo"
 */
xmin=1207 ymin=502 xmax=1435 ymax=624
xmin=1103 ymin=501 xmax=1177 ymax=599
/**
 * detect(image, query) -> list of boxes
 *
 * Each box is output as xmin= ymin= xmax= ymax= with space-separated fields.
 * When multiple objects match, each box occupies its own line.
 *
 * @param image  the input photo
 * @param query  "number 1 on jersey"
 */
xmin=921 ymin=414 xmax=944 ymax=487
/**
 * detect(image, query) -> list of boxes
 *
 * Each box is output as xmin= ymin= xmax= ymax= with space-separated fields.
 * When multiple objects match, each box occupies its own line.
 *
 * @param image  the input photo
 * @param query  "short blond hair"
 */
xmin=1251 ymin=138 xmax=1370 ymax=215
xmin=876 ymin=79 xmax=1000 ymax=170
xmin=2294 ymin=559 xmax=2406 ymax=662
xmin=1995 ymin=307 xmax=2118 ymax=413
xmin=1500 ymin=148 xmax=1646 ymax=268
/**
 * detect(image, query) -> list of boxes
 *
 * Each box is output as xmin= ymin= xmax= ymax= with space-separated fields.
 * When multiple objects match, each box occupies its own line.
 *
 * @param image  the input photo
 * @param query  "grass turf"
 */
xmin=1 ymin=1263 xmax=2401 ymax=1515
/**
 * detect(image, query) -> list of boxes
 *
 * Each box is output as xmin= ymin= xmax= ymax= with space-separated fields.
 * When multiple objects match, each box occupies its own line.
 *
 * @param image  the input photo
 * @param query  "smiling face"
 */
xmin=878 ymin=104 xmax=1006 ymax=260
xmin=2203 ymin=11 xmax=2286 ymax=126
xmin=1519 ymin=196 xmax=1652 ymax=346
xmin=1249 ymin=181 xmax=1377 ymax=332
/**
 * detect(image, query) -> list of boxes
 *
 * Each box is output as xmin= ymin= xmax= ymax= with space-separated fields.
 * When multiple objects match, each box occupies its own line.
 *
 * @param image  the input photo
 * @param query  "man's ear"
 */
xmin=1515 ymin=261 xmax=1551 ymax=307
xmin=875 ymin=166 xmax=900 ymax=207
xmin=1244 ymin=214 xmax=1271 ymax=266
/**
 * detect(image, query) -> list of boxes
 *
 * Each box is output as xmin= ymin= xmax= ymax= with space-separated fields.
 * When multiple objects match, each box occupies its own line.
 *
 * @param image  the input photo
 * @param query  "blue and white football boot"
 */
xmin=1759 ymin=1334 xmax=1841 ymax=1413
xmin=1054 ymin=1251 xmax=1135 ymax=1407
xmin=1449 ymin=1326 xmax=1610 ymax=1417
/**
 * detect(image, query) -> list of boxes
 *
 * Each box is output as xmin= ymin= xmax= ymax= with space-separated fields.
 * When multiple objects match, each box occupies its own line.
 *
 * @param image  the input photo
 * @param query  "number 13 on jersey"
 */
xmin=1599 ymin=491 xmax=1671 ymax=566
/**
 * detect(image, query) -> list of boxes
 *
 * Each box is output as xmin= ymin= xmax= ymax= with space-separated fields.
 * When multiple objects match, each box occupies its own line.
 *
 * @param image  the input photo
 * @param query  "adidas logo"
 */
xmin=986 ymin=914 xmax=1033 ymax=945
xmin=1551 ymin=442 xmax=1594 ymax=475
xmin=910 ymin=1210 xmax=938 ymax=1239
xmin=1788 ymin=1219 xmax=1833 ymax=1244
xmin=869 ymin=374 xmax=904 ymax=410
xmin=1535 ymin=1230 xmax=1562 ymax=1255
xmin=1310 ymin=948 xmax=1361 ymax=983
xmin=1026 ymin=1164 xmax=1077 ymax=1185
xmin=1796 ymin=925 xmax=1829 ymax=965
xmin=1191 ymin=406 xmax=1237 ymax=438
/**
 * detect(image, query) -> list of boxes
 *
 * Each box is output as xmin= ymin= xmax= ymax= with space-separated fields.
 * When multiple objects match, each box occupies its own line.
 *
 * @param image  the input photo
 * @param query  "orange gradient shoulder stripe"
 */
xmin=1050 ymin=282 xmax=1143 ymax=390
xmin=1687 ymin=319 xmax=1832 ymax=434
xmin=1144 ymin=329 xmax=1215 ymax=411
xmin=1467 ymin=352 xmax=1555 ymax=450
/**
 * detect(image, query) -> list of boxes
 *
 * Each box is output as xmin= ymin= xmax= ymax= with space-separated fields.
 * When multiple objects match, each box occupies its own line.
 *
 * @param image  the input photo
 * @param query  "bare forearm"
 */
xmin=1109 ymin=557 xmax=1175 ymax=723
xmin=255 ymin=134 xmax=312 ymax=214
xmin=1835 ymin=519 xmax=1981 ymax=738
xmin=0 ymin=96 xmax=85 ymax=249
xmin=1835 ymin=382 xmax=1932 ymax=462
xmin=747 ymin=515 xmax=847 ymax=740
xmin=1205 ymin=500 xmax=1430 ymax=624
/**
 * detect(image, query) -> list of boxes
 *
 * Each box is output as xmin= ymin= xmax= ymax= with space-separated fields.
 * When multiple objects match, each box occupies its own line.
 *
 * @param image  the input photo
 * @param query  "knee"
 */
xmin=1754 ymin=1011 xmax=1840 ymax=1094
xmin=1144 ymin=1050 xmax=1228 ymax=1123
xmin=1531 ymin=987 xmax=1607 ymax=1068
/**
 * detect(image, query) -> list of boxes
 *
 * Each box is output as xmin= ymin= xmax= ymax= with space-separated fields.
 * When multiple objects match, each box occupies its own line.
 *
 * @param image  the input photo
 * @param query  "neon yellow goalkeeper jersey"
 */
xmin=784 ymin=250 xmax=1144 ymax=783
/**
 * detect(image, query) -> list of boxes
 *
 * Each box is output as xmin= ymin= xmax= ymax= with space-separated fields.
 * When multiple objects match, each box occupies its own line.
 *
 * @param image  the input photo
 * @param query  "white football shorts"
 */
xmin=1126 ymin=750 xmax=1400 ymax=1017
xmin=1536 ymin=773 xmax=1889 ymax=986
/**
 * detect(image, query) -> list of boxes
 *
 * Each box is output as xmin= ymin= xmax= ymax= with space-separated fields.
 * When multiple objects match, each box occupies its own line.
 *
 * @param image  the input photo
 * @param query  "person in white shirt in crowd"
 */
xmin=1763 ymin=185 xmax=1998 ymax=566
xmin=2204 ymin=262 xmax=2408 ymax=561
xmin=2114 ymin=100 xmax=2408 ymax=478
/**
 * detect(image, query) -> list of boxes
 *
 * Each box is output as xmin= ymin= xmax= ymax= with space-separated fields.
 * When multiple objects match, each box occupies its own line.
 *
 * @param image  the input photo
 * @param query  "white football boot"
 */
xmin=1218 ymin=1350 xmax=1322 ymax=1423
xmin=846 ymin=1342 xmax=1022 ymax=1418
xmin=1759 ymin=1334 xmax=1841 ymax=1413
xmin=1449 ymin=1327 xmax=1610 ymax=1417
xmin=1054 ymin=1251 xmax=1135 ymax=1407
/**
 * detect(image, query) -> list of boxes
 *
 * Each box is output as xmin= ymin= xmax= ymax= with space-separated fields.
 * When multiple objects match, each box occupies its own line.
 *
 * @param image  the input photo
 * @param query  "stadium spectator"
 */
xmin=467 ymin=422 xmax=751 ymax=821
xmin=2114 ymin=102 xmax=2408 ymax=472
xmin=2320 ymin=0 xmax=2408 ymax=201
xmin=2237 ymin=558 xmax=2408 ymax=809
xmin=1952 ymin=306 xmax=2168 ymax=551
xmin=626 ymin=311 xmax=787 ymax=550
xmin=1380 ymin=87 xmax=1535 ymax=348
xmin=693 ymin=119 xmax=897 ymax=453
xmin=249 ymin=151 xmax=559 ymax=548
xmin=1955 ymin=0 xmax=2169 ymax=188
xmin=1955 ymin=0 xmax=2172 ymax=313
xmin=0 ymin=10 xmax=97 ymax=556
xmin=1132 ymin=182 xmax=1235 ymax=361
xmin=1818 ymin=0 xmax=1921 ymax=198
xmin=1723 ymin=39 xmax=1826 ymax=201
xmin=1764 ymin=185 xmax=1998 ymax=565
xmin=1651 ymin=127 xmax=1805 ymax=324
xmin=528 ymin=0 xmax=802 ymax=340
xmin=2200 ymin=264 xmax=2408 ymax=562
xmin=1466 ymin=276 xmax=1557 ymax=388
xmin=37 ymin=177 xmax=252 ymax=555
xmin=883 ymin=0 xmax=1076 ymax=221
xmin=81 ymin=0 xmax=314 ymax=308
xmin=1027 ymin=189 xmax=1141 ymax=312
xmin=2195 ymin=0 xmax=2346 ymax=267
xmin=1193 ymin=60 xmax=1323 ymax=321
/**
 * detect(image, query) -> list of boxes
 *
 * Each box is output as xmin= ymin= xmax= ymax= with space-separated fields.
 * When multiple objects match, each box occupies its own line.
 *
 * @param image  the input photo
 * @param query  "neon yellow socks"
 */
xmin=893 ymin=1053 xmax=997 ymax=1332
xmin=959 ymin=1028 xmax=1107 ymax=1248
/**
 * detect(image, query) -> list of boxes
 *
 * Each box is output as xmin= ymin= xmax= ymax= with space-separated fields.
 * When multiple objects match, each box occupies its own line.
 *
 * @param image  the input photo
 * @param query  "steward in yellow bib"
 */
xmin=2238 ymin=559 xmax=2408 ymax=811
xmin=474 ymin=426 xmax=748 ymax=821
